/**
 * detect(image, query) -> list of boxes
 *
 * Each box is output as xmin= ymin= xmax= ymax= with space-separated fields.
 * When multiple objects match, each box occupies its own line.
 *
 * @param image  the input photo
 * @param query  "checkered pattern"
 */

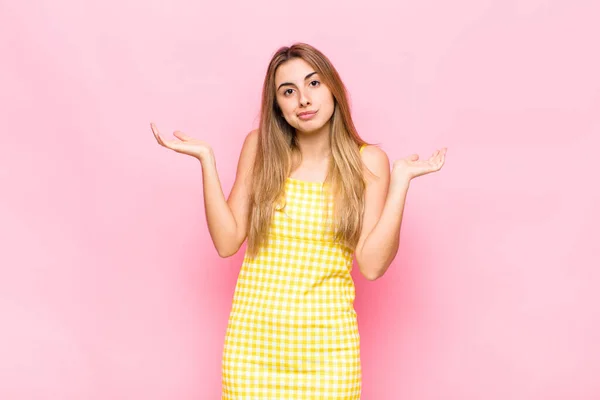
xmin=222 ymin=177 xmax=362 ymax=399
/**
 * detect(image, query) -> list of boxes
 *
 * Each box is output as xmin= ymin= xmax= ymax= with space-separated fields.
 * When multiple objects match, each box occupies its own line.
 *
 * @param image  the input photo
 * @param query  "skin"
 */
xmin=274 ymin=58 xmax=335 ymax=180
xmin=150 ymin=56 xmax=448 ymax=279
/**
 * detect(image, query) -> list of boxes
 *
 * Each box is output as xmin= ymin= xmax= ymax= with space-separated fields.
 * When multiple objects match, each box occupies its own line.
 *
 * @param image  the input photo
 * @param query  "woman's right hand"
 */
xmin=151 ymin=122 xmax=213 ymax=162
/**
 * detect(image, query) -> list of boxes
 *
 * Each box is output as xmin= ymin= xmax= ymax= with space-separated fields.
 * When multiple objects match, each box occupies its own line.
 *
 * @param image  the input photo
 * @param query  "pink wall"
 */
xmin=1 ymin=0 xmax=599 ymax=398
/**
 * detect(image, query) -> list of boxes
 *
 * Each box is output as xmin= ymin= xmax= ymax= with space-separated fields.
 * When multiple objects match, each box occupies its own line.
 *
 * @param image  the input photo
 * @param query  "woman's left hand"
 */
xmin=392 ymin=147 xmax=447 ymax=181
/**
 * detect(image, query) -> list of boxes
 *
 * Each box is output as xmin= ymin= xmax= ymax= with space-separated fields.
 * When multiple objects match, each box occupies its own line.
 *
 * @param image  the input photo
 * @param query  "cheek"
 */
xmin=320 ymin=93 xmax=335 ymax=117
xmin=277 ymin=98 xmax=293 ymax=115
xmin=277 ymin=101 xmax=299 ymax=125
xmin=316 ymin=90 xmax=334 ymax=107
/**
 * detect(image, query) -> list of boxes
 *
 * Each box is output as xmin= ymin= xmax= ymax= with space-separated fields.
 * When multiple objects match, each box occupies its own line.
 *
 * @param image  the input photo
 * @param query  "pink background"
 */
xmin=1 ymin=0 xmax=599 ymax=398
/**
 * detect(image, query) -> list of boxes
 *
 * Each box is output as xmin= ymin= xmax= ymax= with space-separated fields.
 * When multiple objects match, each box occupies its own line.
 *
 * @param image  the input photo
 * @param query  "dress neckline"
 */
xmin=286 ymin=177 xmax=326 ymax=185
xmin=286 ymin=144 xmax=366 ymax=186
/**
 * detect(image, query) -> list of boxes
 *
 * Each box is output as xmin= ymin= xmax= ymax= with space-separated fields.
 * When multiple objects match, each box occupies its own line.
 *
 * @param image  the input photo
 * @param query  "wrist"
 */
xmin=391 ymin=168 xmax=412 ymax=186
xmin=388 ymin=175 xmax=411 ymax=195
xmin=197 ymin=148 xmax=215 ymax=165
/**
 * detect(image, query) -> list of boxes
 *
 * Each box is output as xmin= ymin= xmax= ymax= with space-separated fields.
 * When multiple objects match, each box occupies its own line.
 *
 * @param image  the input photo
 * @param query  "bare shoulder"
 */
xmin=233 ymin=129 xmax=259 ymax=181
xmin=237 ymin=129 xmax=259 ymax=162
xmin=243 ymin=128 xmax=259 ymax=149
xmin=360 ymin=145 xmax=390 ymax=179
xmin=247 ymin=128 xmax=259 ymax=140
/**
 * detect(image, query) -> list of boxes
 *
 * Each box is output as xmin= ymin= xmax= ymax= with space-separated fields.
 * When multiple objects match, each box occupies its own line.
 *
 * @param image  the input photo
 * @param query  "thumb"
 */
xmin=409 ymin=154 xmax=419 ymax=161
xmin=173 ymin=131 xmax=192 ymax=141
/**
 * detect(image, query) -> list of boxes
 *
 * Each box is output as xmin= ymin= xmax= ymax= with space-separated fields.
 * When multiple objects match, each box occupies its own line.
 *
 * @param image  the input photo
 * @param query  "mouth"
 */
xmin=297 ymin=110 xmax=318 ymax=120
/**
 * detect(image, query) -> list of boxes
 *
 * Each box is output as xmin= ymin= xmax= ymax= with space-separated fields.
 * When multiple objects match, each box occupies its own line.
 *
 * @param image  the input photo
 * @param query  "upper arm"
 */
xmin=355 ymin=145 xmax=390 ymax=258
xmin=227 ymin=129 xmax=259 ymax=246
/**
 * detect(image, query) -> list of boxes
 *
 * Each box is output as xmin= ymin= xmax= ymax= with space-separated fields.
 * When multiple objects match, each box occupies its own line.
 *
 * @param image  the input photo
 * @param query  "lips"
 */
xmin=297 ymin=111 xmax=317 ymax=117
xmin=297 ymin=111 xmax=318 ymax=121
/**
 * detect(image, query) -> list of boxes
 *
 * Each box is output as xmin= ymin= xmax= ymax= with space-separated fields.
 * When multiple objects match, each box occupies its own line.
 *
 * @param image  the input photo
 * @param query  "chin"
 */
xmin=296 ymin=116 xmax=332 ymax=133
xmin=297 ymin=122 xmax=328 ymax=134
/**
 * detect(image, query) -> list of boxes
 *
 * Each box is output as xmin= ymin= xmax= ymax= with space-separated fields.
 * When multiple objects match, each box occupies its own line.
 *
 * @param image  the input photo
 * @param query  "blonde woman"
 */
xmin=151 ymin=43 xmax=446 ymax=399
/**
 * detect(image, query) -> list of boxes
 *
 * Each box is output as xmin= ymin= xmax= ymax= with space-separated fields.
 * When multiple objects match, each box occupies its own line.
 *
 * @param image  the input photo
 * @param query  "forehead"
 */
xmin=275 ymin=58 xmax=317 ymax=85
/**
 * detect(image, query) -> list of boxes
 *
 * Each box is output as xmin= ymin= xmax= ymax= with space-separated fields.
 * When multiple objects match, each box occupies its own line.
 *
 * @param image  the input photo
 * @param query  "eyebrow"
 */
xmin=277 ymin=71 xmax=319 ymax=91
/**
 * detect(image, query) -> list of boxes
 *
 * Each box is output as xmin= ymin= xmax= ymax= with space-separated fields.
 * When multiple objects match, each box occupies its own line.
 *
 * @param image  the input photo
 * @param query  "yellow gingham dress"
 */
xmin=221 ymin=176 xmax=362 ymax=399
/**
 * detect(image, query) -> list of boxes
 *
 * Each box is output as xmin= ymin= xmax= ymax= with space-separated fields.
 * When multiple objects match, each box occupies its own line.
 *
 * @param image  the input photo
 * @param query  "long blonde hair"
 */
xmin=247 ymin=43 xmax=368 ymax=257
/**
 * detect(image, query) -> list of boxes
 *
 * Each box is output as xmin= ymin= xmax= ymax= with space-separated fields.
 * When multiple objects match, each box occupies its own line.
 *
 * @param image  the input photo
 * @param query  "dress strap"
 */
xmin=359 ymin=144 xmax=367 ymax=153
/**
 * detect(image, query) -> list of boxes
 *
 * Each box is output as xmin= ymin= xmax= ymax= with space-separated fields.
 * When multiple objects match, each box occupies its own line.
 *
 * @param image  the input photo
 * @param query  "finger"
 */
xmin=173 ymin=131 xmax=192 ymax=141
xmin=436 ymin=154 xmax=445 ymax=170
xmin=429 ymin=148 xmax=444 ymax=169
xmin=151 ymin=123 xmax=166 ymax=146
xmin=151 ymin=124 xmax=179 ymax=151
xmin=440 ymin=148 xmax=447 ymax=160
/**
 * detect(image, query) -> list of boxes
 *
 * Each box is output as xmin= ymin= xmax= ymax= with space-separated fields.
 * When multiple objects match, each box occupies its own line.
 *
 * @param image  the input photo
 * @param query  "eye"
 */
xmin=283 ymin=88 xmax=294 ymax=96
xmin=309 ymin=80 xmax=320 ymax=87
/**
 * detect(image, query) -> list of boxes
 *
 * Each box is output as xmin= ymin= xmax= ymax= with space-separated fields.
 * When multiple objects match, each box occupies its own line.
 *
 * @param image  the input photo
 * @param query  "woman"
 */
xmin=151 ymin=43 xmax=446 ymax=399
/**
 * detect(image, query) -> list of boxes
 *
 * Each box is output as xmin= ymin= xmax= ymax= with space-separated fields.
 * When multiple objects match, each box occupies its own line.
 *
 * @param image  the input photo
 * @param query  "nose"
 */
xmin=298 ymin=90 xmax=311 ymax=107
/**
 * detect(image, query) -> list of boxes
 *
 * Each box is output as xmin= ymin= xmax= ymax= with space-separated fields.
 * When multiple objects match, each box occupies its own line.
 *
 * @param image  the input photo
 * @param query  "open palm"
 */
xmin=150 ymin=122 xmax=211 ymax=160
xmin=393 ymin=147 xmax=447 ymax=180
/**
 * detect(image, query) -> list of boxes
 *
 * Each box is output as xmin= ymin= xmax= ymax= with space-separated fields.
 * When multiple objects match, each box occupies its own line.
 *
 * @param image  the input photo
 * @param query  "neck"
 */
xmin=294 ymin=121 xmax=331 ymax=161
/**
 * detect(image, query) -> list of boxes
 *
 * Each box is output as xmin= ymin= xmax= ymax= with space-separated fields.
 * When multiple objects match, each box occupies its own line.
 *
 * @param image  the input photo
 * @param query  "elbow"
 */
xmin=357 ymin=258 xmax=388 ymax=281
xmin=217 ymin=249 xmax=237 ymax=258
xmin=215 ymin=234 xmax=244 ymax=258
xmin=216 ymin=243 xmax=240 ymax=258
xmin=217 ymin=249 xmax=235 ymax=258
xmin=358 ymin=263 xmax=383 ymax=281
xmin=358 ymin=251 xmax=397 ymax=281
xmin=356 ymin=248 xmax=393 ymax=281
xmin=363 ymin=271 xmax=382 ymax=281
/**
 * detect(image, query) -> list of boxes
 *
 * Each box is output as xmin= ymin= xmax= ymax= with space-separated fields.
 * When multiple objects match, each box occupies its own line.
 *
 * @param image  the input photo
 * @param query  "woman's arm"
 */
xmin=354 ymin=146 xmax=398 ymax=280
xmin=151 ymin=123 xmax=258 ymax=258
xmin=354 ymin=146 xmax=446 ymax=280
xmin=199 ymin=130 xmax=258 ymax=257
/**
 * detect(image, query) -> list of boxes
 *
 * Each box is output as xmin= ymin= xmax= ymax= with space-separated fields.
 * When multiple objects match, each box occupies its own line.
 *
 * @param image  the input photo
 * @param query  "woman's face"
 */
xmin=274 ymin=58 xmax=335 ymax=134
